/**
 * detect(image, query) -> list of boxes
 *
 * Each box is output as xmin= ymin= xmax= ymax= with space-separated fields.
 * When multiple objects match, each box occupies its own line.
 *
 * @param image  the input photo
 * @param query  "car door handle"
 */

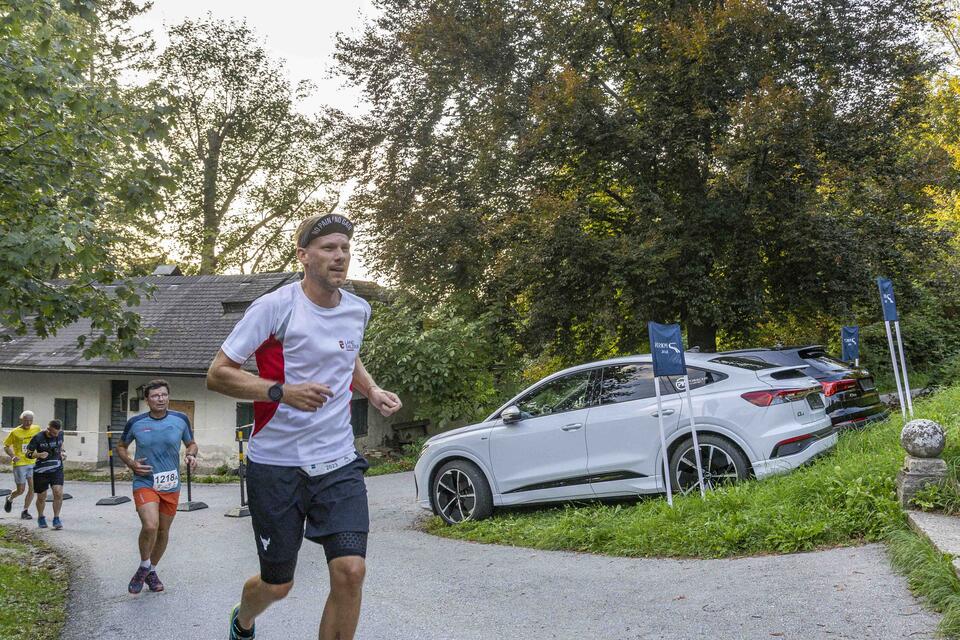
xmin=561 ymin=423 xmax=583 ymax=431
xmin=651 ymin=409 xmax=675 ymax=417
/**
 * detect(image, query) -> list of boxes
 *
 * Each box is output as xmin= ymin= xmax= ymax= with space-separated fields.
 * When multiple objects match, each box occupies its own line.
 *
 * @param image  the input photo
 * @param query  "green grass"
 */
xmin=426 ymin=383 xmax=960 ymax=559
xmin=0 ymin=526 xmax=68 ymax=640
xmin=887 ymin=528 xmax=960 ymax=638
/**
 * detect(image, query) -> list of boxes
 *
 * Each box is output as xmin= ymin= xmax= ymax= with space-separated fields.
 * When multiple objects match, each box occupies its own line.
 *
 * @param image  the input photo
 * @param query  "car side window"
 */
xmin=598 ymin=364 xmax=661 ymax=405
xmin=668 ymin=367 xmax=728 ymax=392
xmin=514 ymin=371 xmax=593 ymax=418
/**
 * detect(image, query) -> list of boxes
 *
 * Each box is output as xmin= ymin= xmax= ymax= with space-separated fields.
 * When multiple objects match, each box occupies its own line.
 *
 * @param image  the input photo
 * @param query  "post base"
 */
xmin=177 ymin=501 xmax=208 ymax=512
xmin=62 ymin=493 xmax=73 ymax=500
xmin=0 ymin=489 xmax=10 ymax=497
xmin=897 ymin=455 xmax=950 ymax=508
xmin=224 ymin=505 xmax=250 ymax=518
xmin=96 ymin=495 xmax=131 ymax=506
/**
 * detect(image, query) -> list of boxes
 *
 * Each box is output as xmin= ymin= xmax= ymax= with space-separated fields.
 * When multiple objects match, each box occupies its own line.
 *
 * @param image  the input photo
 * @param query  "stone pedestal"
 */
xmin=897 ymin=456 xmax=949 ymax=508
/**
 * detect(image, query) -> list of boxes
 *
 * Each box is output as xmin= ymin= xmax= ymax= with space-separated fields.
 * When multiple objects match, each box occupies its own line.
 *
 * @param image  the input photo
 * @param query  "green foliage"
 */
xmin=152 ymin=16 xmax=341 ymax=274
xmin=426 ymin=382 xmax=960 ymax=558
xmin=887 ymin=528 xmax=960 ymax=639
xmin=338 ymin=0 xmax=949 ymax=360
xmin=0 ymin=0 xmax=168 ymax=358
xmin=362 ymin=297 xmax=517 ymax=428
xmin=0 ymin=526 xmax=67 ymax=640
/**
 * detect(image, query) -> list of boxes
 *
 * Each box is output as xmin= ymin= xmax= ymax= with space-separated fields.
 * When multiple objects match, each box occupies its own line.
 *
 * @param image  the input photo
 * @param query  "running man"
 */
xmin=3 ymin=410 xmax=40 ymax=519
xmin=25 ymin=419 xmax=66 ymax=530
xmin=207 ymin=213 xmax=402 ymax=640
xmin=116 ymin=379 xmax=198 ymax=594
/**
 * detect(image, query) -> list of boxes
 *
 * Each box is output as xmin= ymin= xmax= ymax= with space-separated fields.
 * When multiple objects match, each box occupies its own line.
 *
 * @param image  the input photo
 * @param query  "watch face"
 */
xmin=269 ymin=384 xmax=282 ymax=402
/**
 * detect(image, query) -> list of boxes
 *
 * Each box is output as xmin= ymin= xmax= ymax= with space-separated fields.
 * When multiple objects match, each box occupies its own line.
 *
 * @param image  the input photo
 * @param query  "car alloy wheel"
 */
xmin=670 ymin=435 xmax=749 ymax=496
xmin=431 ymin=459 xmax=494 ymax=525
xmin=436 ymin=468 xmax=476 ymax=522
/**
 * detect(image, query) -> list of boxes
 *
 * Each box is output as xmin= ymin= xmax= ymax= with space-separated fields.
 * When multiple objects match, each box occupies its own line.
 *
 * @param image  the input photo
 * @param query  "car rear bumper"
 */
xmin=753 ymin=431 xmax=838 ymax=480
xmin=833 ymin=409 xmax=890 ymax=430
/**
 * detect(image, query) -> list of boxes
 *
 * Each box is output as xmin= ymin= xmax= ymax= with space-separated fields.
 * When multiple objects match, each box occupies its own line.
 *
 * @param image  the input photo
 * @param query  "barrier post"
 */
xmin=225 ymin=429 xmax=250 ymax=518
xmin=176 ymin=458 xmax=208 ymax=512
xmin=97 ymin=430 xmax=131 ymax=506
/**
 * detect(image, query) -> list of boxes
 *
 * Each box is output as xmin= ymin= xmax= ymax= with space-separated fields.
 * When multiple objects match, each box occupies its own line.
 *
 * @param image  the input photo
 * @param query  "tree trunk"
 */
xmin=686 ymin=321 xmax=717 ymax=353
xmin=200 ymin=127 xmax=222 ymax=275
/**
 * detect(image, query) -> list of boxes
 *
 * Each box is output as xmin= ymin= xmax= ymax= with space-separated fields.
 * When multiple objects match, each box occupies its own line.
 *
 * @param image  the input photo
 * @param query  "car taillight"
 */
xmin=740 ymin=388 xmax=811 ymax=407
xmin=820 ymin=379 xmax=858 ymax=397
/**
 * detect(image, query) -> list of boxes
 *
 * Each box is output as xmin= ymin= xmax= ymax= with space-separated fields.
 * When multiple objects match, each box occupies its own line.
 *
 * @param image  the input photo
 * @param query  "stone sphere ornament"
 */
xmin=900 ymin=419 xmax=946 ymax=458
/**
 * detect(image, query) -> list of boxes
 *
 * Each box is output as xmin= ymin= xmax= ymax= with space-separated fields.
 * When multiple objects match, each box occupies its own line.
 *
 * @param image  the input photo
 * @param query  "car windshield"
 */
xmin=708 ymin=356 xmax=777 ymax=370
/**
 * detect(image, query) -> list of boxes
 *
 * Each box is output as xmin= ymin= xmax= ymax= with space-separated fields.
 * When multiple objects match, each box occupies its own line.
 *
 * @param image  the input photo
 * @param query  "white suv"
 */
xmin=415 ymin=353 xmax=836 ymax=524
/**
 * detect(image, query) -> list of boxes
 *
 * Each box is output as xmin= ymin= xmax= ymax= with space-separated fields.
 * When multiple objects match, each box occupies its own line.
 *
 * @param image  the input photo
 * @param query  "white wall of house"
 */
xmin=0 ymin=370 xmax=411 ymax=471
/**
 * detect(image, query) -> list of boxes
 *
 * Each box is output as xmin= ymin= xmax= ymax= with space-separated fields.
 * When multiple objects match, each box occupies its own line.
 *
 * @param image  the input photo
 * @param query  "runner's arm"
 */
xmin=353 ymin=358 xmax=402 ymax=417
xmin=206 ymin=350 xmax=334 ymax=411
xmin=115 ymin=440 xmax=152 ymax=475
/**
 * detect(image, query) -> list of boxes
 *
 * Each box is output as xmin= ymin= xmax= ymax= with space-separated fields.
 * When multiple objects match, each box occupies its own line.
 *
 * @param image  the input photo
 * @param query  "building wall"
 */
xmin=0 ymin=370 xmax=411 ymax=471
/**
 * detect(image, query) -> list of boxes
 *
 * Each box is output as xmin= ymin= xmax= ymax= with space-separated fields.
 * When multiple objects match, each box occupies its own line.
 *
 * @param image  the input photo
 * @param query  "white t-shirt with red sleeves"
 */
xmin=220 ymin=281 xmax=370 ymax=466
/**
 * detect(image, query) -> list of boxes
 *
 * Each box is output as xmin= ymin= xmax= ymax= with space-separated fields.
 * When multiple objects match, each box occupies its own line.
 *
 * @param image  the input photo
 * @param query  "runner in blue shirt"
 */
xmin=116 ymin=379 xmax=198 ymax=594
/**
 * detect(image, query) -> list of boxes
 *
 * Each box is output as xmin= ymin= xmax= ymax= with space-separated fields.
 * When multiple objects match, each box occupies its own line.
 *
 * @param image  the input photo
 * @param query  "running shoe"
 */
xmin=20 ymin=510 xmax=32 ymax=520
xmin=3 ymin=498 xmax=10 ymax=513
xmin=128 ymin=566 xmax=150 ymax=594
xmin=145 ymin=570 xmax=164 ymax=592
xmin=229 ymin=603 xmax=255 ymax=639
xmin=52 ymin=517 xmax=62 ymax=530
xmin=37 ymin=515 xmax=47 ymax=528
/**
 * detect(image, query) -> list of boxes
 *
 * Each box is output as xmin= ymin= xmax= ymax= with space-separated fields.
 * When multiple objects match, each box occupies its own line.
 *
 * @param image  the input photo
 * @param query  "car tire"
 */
xmin=430 ymin=459 xmax=493 ymax=525
xmin=669 ymin=434 xmax=749 ymax=495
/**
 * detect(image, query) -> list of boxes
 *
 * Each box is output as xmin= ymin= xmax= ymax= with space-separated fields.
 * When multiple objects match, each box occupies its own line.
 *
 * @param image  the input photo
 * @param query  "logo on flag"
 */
xmin=648 ymin=322 xmax=686 ymax=377
xmin=841 ymin=326 xmax=859 ymax=362
xmin=876 ymin=277 xmax=898 ymax=322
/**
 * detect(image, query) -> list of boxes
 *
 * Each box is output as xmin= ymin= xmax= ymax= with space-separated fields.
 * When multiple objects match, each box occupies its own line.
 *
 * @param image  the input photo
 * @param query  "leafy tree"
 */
xmin=153 ymin=17 xmax=342 ymax=274
xmin=0 ymin=0 xmax=168 ymax=358
xmin=361 ymin=297 xmax=518 ymax=427
xmin=337 ymin=0 xmax=949 ymax=359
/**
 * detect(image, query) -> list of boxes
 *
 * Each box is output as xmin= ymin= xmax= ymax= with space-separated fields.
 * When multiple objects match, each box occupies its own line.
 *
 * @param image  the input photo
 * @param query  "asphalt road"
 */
xmin=0 ymin=471 xmax=940 ymax=640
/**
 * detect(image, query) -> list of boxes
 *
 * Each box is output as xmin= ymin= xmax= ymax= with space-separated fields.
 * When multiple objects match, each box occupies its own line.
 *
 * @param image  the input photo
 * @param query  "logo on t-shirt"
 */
xmin=338 ymin=340 xmax=359 ymax=351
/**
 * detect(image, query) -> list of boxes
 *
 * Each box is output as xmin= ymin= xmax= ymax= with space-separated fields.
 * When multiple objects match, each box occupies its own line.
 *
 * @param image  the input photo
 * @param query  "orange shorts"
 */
xmin=133 ymin=488 xmax=180 ymax=517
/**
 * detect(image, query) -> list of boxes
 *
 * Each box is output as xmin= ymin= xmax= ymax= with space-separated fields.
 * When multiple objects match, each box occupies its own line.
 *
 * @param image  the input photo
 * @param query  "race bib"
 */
xmin=300 ymin=451 xmax=358 ymax=477
xmin=21 ymin=444 xmax=28 ymax=453
xmin=153 ymin=470 xmax=179 ymax=492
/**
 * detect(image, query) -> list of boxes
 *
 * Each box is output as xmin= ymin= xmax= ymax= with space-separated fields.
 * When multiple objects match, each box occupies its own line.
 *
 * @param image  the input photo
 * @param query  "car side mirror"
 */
xmin=501 ymin=405 xmax=522 ymax=423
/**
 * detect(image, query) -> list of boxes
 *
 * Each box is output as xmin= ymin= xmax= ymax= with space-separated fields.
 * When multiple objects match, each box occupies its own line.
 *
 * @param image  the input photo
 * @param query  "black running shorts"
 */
xmin=246 ymin=455 xmax=370 ymax=585
xmin=33 ymin=470 xmax=64 ymax=493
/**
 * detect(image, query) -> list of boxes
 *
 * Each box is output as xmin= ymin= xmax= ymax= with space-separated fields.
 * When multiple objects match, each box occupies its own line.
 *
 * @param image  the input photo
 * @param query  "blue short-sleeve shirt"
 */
xmin=120 ymin=411 xmax=194 ymax=492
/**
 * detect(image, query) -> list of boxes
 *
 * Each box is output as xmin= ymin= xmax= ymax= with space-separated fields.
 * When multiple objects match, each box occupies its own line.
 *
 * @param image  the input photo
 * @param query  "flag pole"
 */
xmin=884 ymin=320 xmax=908 ymax=421
xmin=654 ymin=377 xmax=673 ymax=507
xmin=683 ymin=376 xmax=706 ymax=498
xmin=893 ymin=320 xmax=914 ymax=417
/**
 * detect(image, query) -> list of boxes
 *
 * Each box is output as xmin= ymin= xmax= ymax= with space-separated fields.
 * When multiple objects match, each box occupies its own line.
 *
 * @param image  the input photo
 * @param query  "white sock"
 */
xmin=140 ymin=559 xmax=151 ymax=569
xmin=150 ymin=564 xmax=156 ymax=572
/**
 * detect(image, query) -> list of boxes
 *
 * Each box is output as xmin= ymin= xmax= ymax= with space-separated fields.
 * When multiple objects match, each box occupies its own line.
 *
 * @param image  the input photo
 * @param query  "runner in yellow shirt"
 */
xmin=3 ymin=410 xmax=40 ymax=519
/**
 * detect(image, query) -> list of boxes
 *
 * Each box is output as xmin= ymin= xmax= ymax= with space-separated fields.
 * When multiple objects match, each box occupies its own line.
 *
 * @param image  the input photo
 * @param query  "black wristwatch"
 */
xmin=268 ymin=383 xmax=284 ymax=403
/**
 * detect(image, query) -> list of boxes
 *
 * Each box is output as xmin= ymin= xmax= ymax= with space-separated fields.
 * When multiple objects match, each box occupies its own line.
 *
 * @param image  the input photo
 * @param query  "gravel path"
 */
xmin=0 ymin=471 xmax=940 ymax=640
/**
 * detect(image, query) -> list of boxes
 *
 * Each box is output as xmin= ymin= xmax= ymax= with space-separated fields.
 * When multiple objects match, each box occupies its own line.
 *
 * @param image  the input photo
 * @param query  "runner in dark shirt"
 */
xmin=26 ymin=420 xmax=66 ymax=529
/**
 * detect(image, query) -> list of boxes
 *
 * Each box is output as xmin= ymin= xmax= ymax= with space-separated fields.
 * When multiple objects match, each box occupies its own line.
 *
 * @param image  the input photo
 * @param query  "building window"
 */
xmin=351 ymin=398 xmax=368 ymax=437
xmin=2 ymin=397 xmax=24 ymax=428
xmin=54 ymin=398 xmax=78 ymax=431
xmin=236 ymin=402 xmax=255 ymax=429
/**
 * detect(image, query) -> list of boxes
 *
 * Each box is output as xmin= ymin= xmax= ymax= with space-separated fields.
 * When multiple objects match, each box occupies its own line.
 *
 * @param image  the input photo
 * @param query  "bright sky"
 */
xmin=132 ymin=1 xmax=381 ymax=281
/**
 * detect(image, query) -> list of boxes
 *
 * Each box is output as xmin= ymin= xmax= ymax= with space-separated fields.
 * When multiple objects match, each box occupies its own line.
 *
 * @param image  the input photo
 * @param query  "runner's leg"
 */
xmin=51 ymin=484 xmax=63 ymax=518
xmin=24 ymin=475 xmax=34 ymax=510
xmin=136 ymin=501 xmax=160 ymax=561
xmin=238 ymin=576 xmax=294 ymax=630
xmin=318 ymin=556 xmax=365 ymax=640
xmin=150 ymin=512 xmax=175 ymax=566
xmin=35 ymin=489 xmax=46 ymax=518
xmin=9 ymin=482 xmax=23 ymax=501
